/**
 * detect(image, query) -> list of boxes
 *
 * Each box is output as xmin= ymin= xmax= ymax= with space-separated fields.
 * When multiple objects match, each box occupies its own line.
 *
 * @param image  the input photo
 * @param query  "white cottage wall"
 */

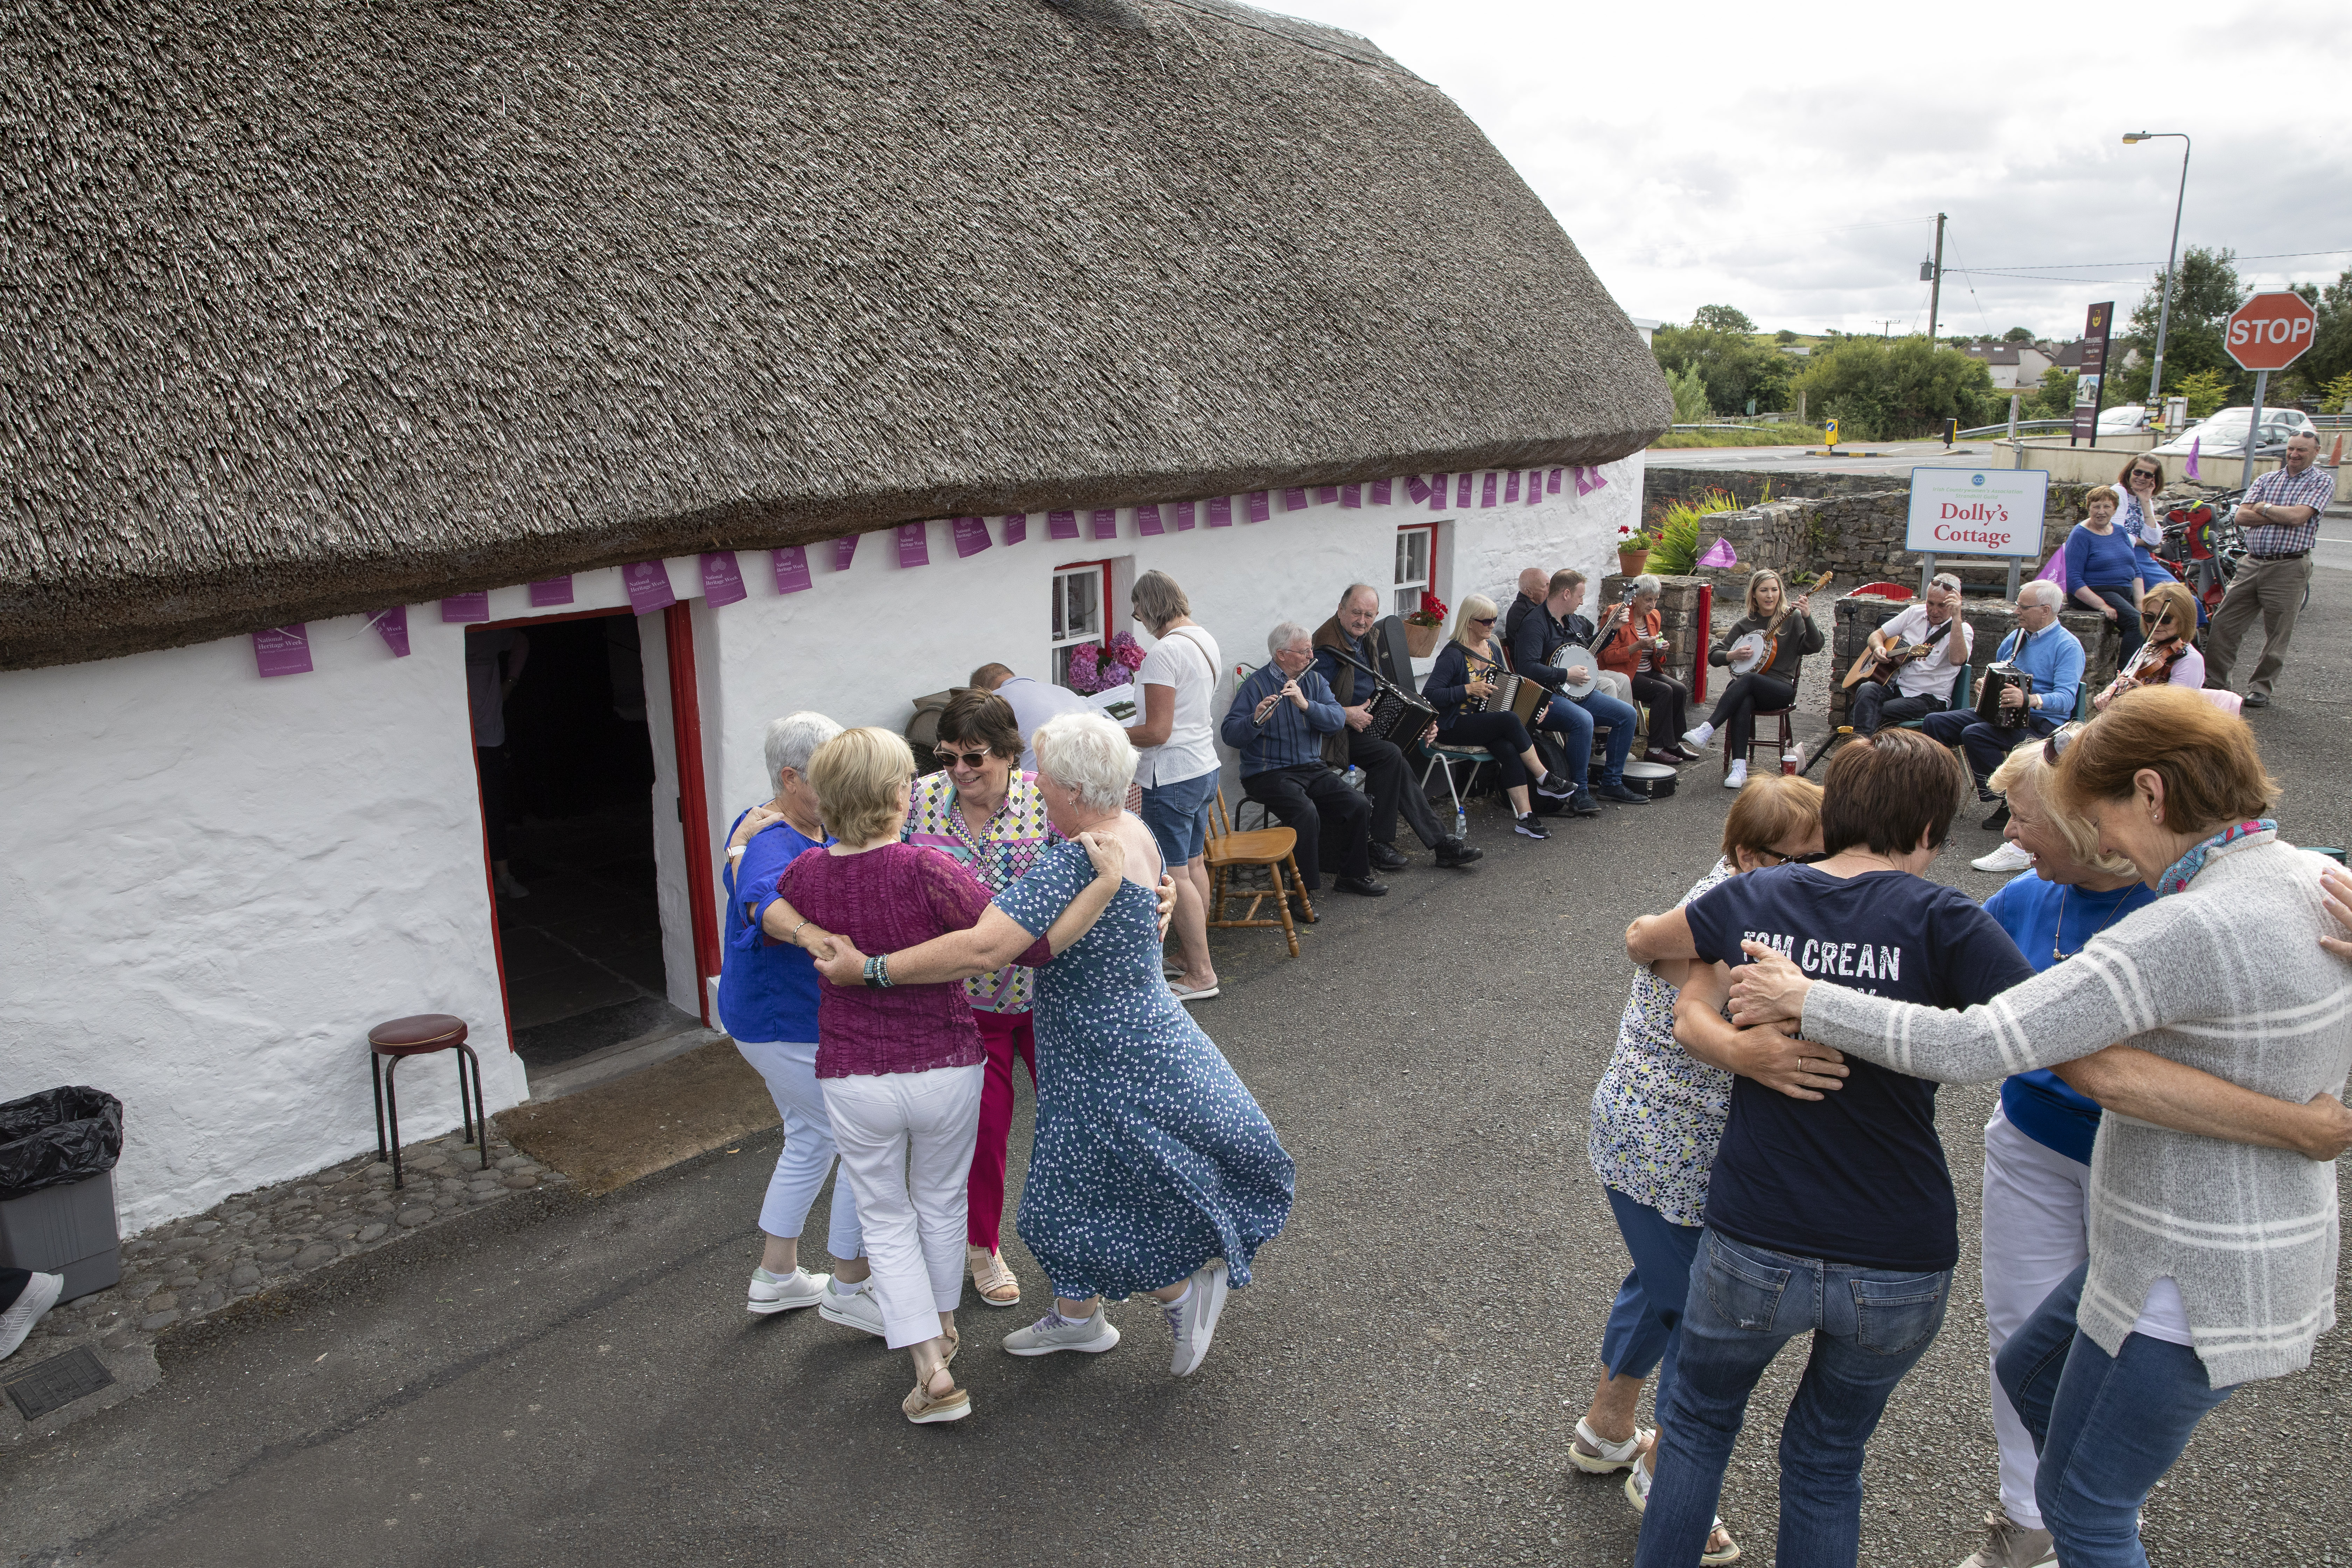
xmin=0 ymin=461 xmax=1638 ymax=1233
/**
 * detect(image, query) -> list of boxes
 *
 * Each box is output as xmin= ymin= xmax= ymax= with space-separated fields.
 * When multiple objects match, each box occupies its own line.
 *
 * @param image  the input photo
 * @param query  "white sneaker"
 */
xmin=0 ymin=1271 xmax=63 ymax=1361
xmin=817 ymin=1278 xmax=885 ymax=1337
xmin=1162 ymin=1259 xmax=1231 ymax=1377
xmin=1953 ymin=1505 xmax=2057 ymax=1568
xmin=1972 ymin=840 xmax=2035 ymax=874
xmin=747 ymin=1266 xmax=829 ymax=1315
xmin=1723 ymin=760 xmax=1748 ymax=790
xmin=1002 ymin=1303 xmax=1122 ymax=1356
xmin=1682 ymin=722 xmax=1715 ymax=749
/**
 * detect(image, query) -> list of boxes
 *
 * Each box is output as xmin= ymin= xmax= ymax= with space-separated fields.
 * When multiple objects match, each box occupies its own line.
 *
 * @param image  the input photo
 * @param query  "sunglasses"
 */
xmin=1752 ymin=848 xmax=1827 ymax=867
xmin=940 ymin=748 xmax=996 ymax=770
xmin=2130 ymin=468 xmax=2160 ymax=480
xmin=2042 ymin=725 xmax=2080 ymax=767
xmin=1470 ymin=615 xmax=1497 ymax=626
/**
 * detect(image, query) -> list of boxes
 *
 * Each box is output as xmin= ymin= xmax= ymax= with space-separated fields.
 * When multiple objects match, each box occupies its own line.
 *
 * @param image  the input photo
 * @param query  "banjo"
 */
xmin=1550 ymin=644 xmax=1602 ymax=700
xmin=1724 ymin=573 xmax=1834 ymax=677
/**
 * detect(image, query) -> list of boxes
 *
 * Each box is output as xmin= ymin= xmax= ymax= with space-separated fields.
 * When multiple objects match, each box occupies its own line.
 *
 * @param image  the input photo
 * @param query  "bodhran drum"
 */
xmin=1622 ymin=758 xmax=1680 ymax=799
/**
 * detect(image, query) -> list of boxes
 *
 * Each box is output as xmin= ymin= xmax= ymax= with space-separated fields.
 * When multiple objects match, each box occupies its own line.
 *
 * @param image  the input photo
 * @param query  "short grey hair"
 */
xmin=765 ymin=711 xmax=843 ymax=785
xmin=2019 ymin=579 xmax=2065 ymax=610
xmin=1339 ymin=582 xmax=1380 ymax=612
xmin=1030 ymin=711 xmax=1139 ymax=815
xmin=1130 ymin=569 xmax=1191 ymax=634
xmin=1630 ymin=574 xmax=1663 ymax=598
xmin=1930 ymin=572 xmax=1963 ymax=595
xmin=1267 ymin=621 xmax=1311 ymax=657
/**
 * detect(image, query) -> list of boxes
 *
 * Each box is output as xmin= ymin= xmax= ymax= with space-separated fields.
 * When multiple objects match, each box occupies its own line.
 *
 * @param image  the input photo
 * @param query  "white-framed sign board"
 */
xmin=1905 ymin=468 xmax=2049 ymax=558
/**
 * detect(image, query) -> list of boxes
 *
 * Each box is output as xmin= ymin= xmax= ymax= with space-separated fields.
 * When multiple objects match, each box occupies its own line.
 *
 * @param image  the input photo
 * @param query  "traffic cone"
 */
xmin=2330 ymin=433 xmax=2345 ymax=468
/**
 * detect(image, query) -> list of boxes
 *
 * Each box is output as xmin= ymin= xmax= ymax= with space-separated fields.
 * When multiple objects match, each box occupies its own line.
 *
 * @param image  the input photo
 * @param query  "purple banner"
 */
xmin=896 ymin=522 xmax=930 ymax=568
xmin=1406 ymin=476 xmax=1430 ymax=503
xmin=1588 ymin=467 xmax=1609 ymax=492
xmin=833 ymin=536 xmax=859 ymax=572
xmin=1173 ymin=500 xmax=1196 ymax=531
xmin=440 ymin=592 xmax=489 ymax=624
xmin=1524 ymin=470 xmax=1542 ymax=505
xmin=1048 ymin=509 xmax=1078 ymax=540
xmin=1429 ymin=474 xmax=1448 ymax=511
xmin=952 ymin=516 xmax=991 ymax=558
xmin=772 ymin=546 xmax=812 ymax=594
xmin=1090 ymin=507 xmax=1119 ymax=540
xmin=1002 ymin=512 xmax=1029 ymax=546
xmin=1480 ymin=472 xmax=1498 ymax=507
xmin=1281 ymin=487 xmax=1309 ymax=512
xmin=1340 ymin=483 xmax=1362 ymax=509
xmin=369 ymin=607 xmax=411 ymax=658
xmin=1548 ymin=467 xmax=1564 ymax=494
xmin=624 ymin=561 xmax=677 ymax=614
xmin=1573 ymin=466 xmax=1595 ymax=496
xmin=1372 ymin=478 xmax=1393 ymax=505
xmin=1136 ymin=503 xmax=1165 ymax=536
xmin=1314 ymin=485 xmax=1339 ymax=506
xmin=701 ymin=551 xmax=747 ymax=607
xmin=1207 ymin=496 xmax=1234 ymax=528
xmin=1504 ymin=471 xmax=1520 ymax=504
xmin=252 ymin=624 xmax=313 ymax=678
xmin=529 ymin=577 xmax=574 ymax=607
xmin=1247 ymin=491 xmax=1272 ymax=523
xmin=1456 ymin=473 xmax=1474 ymax=507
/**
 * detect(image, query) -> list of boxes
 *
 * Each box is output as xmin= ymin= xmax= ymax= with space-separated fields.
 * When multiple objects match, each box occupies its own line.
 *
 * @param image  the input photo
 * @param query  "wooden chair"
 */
xmin=1727 ymin=709 xmax=1796 ymax=779
xmin=1205 ymin=787 xmax=1310 ymax=958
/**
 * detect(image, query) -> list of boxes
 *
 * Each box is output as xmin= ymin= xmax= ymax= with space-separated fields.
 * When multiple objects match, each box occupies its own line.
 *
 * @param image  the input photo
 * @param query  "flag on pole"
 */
xmin=1697 ymin=537 xmax=1737 ymax=569
xmin=2184 ymin=437 xmax=2200 ymax=480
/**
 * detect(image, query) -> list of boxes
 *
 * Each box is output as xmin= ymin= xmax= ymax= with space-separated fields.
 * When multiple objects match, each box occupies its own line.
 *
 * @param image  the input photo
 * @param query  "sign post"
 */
xmin=2224 ymin=290 xmax=2319 ymax=489
xmin=1907 ymin=468 xmax=2050 ymax=603
xmin=2071 ymin=302 xmax=2114 ymax=448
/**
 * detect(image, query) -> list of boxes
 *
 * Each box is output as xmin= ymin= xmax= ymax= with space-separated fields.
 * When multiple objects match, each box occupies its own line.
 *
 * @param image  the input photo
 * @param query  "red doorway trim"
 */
xmin=664 ymin=603 xmax=722 ymax=1024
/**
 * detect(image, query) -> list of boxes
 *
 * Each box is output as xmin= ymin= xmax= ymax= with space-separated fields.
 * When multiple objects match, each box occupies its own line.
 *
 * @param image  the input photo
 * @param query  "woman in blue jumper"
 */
xmin=2063 ymin=487 xmax=2146 ymax=663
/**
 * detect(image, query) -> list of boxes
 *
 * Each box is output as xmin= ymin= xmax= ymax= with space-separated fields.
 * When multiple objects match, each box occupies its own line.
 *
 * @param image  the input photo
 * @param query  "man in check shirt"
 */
xmin=2205 ymin=432 xmax=2335 ymax=708
xmin=1849 ymin=572 xmax=1973 ymax=736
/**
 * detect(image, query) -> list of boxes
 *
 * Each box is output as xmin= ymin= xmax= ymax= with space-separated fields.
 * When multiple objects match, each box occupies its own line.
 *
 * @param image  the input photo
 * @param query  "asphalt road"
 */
xmin=5 ymin=575 xmax=2349 ymax=1568
xmin=1652 ymin=441 xmax=2012 ymax=478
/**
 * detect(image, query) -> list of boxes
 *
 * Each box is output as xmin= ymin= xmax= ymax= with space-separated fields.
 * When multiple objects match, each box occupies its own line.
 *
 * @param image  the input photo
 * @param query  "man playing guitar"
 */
xmin=1846 ymin=573 xmax=1972 ymax=736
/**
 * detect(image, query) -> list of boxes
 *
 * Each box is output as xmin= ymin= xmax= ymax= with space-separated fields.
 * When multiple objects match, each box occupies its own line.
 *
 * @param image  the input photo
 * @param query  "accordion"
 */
xmin=1367 ymin=686 xmax=1440 ymax=747
xmin=1974 ymin=662 xmax=2036 ymax=730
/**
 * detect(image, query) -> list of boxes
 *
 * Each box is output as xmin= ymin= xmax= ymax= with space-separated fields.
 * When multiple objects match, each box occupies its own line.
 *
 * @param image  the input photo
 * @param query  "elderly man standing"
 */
xmin=1918 ymin=579 xmax=2082 ymax=830
xmin=1511 ymin=569 xmax=1649 ymax=805
xmin=1849 ymin=572 xmax=1973 ymax=736
xmin=2204 ymin=430 xmax=2334 ymax=708
xmin=1222 ymin=623 xmax=1385 ymax=906
xmin=1311 ymin=584 xmax=1481 ymax=872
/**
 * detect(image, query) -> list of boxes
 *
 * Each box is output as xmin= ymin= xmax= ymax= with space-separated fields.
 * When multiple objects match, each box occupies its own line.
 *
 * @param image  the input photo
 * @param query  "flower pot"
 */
xmin=1402 ymin=620 xmax=1444 ymax=658
xmin=1618 ymin=549 xmax=1651 ymax=578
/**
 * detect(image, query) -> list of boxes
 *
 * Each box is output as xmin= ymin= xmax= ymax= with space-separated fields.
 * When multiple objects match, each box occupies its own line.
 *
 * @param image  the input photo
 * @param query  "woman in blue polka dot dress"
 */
xmin=820 ymin=710 xmax=1293 ymax=1377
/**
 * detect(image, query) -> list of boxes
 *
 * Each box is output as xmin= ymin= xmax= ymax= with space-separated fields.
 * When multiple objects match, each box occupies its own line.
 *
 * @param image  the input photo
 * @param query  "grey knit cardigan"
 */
xmin=1796 ymin=832 xmax=2349 ymax=1387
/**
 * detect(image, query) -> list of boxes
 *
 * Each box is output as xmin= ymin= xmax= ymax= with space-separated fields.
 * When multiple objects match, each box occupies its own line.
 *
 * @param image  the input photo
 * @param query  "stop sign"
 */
xmin=2225 ymin=290 xmax=2319 ymax=371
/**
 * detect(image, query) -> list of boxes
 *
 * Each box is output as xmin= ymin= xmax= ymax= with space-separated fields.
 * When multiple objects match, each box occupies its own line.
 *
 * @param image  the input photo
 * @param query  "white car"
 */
xmin=2147 ymin=406 xmax=2317 ymax=458
xmin=2096 ymin=404 xmax=2151 ymax=434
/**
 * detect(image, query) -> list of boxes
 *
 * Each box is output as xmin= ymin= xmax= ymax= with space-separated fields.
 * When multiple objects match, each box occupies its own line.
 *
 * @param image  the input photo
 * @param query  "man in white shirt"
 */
xmin=1849 ymin=574 xmax=1972 ymax=736
xmin=971 ymin=663 xmax=1095 ymax=774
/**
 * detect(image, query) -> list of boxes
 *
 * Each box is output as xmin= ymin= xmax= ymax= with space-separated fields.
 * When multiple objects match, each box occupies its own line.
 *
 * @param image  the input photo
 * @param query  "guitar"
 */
xmin=1724 ymin=573 xmax=1833 ymax=677
xmin=1841 ymin=636 xmax=1936 ymax=690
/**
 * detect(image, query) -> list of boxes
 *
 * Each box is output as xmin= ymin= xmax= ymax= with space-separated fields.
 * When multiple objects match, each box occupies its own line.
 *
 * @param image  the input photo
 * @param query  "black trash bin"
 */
xmin=0 ymin=1087 xmax=125 ymax=1302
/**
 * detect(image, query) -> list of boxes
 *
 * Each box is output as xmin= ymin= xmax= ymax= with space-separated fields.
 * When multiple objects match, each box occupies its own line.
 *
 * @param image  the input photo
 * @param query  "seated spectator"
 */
xmin=1511 ymin=568 xmax=1648 ymax=806
xmin=1597 ymin=574 xmax=1696 ymax=762
xmin=2092 ymin=580 xmax=2204 ymax=712
xmin=1503 ymin=566 xmax=1550 ymax=649
xmin=1422 ymin=594 xmax=1580 ymax=840
xmin=1311 ymin=583 xmax=1481 ymax=870
xmin=1920 ymin=579 xmax=2083 ymax=831
xmin=2064 ymin=486 xmax=2147 ymax=664
xmin=970 ymin=662 xmax=1093 ymax=773
xmin=1849 ymin=572 xmax=1973 ymax=736
xmin=1220 ymin=622 xmax=1386 ymax=909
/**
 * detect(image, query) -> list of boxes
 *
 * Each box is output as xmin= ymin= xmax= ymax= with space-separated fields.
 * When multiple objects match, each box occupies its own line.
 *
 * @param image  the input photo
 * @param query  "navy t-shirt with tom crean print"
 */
xmin=1682 ymin=866 xmax=2034 ymax=1271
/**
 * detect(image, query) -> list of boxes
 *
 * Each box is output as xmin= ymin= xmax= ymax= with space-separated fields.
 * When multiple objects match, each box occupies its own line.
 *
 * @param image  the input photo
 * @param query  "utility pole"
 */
xmin=1927 ymin=212 xmax=1946 ymax=343
xmin=2123 ymin=133 xmax=2191 ymax=406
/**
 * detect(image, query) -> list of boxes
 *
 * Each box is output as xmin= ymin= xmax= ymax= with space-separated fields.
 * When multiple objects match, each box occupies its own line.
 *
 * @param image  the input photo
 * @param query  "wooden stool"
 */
xmin=1727 ymin=708 xmax=1796 ymax=779
xmin=1205 ymin=788 xmax=1311 ymax=958
xmin=368 ymin=1014 xmax=488 ymax=1189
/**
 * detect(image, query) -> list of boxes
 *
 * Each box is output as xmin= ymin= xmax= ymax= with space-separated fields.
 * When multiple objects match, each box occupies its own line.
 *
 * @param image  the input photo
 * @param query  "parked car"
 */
xmin=2147 ymin=406 xmax=2317 ymax=458
xmin=2096 ymin=404 xmax=2151 ymax=434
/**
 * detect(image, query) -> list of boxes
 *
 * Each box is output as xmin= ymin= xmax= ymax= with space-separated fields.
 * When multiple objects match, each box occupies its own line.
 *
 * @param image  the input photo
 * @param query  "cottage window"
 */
xmin=1393 ymin=524 xmax=1438 ymax=617
xmin=1051 ymin=560 xmax=1114 ymax=689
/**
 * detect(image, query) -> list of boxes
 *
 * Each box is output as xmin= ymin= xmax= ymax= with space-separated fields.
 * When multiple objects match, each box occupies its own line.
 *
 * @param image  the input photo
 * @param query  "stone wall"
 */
xmin=1826 ymin=592 xmax=2119 ymax=731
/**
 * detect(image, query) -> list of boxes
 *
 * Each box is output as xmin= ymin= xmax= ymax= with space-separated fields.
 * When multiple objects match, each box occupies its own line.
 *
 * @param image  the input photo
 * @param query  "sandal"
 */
xmin=1623 ymin=1451 xmax=1740 ymax=1564
xmin=941 ymin=1321 xmax=960 ymax=1366
xmin=902 ymin=1365 xmax=971 ymax=1425
xmin=967 ymin=1245 xmax=1021 ymax=1308
xmin=1568 ymin=1416 xmax=1651 ymax=1474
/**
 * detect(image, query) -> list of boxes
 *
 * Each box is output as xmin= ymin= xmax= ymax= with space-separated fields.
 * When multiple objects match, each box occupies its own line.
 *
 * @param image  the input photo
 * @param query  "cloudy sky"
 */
xmin=1274 ymin=0 xmax=2352 ymax=340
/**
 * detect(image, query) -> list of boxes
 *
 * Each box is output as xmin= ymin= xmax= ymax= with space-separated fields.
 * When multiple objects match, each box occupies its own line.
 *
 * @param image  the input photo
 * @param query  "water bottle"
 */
xmin=1454 ymin=804 xmax=1469 ymax=840
xmin=1342 ymin=765 xmax=1366 ymax=793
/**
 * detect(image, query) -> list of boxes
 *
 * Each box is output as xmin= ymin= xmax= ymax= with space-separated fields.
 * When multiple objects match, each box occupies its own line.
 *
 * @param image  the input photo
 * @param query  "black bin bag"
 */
xmin=0 ymin=1087 xmax=125 ymax=1201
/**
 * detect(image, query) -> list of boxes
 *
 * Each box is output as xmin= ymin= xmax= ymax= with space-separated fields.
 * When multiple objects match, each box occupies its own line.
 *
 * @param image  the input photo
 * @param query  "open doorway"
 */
xmin=469 ymin=613 xmax=701 ymax=1076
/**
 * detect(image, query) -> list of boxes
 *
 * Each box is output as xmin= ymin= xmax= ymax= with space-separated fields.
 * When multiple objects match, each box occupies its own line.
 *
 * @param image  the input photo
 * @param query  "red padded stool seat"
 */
xmin=367 ymin=1013 xmax=487 ymax=1188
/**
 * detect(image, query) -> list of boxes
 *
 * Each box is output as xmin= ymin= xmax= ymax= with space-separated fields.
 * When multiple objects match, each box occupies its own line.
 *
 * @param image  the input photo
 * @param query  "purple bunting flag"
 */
xmin=252 ymin=624 xmax=313 ymax=678
xmin=1002 ymin=512 xmax=1029 ymax=545
xmin=1456 ymin=473 xmax=1474 ymax=507
xmin=1524 ymin=471 xmax=1542 ymax=506
xmin=1504 ymin=471 xmax=1520 ymax=504
xmin=1573 ymin=466 xmax=1596 ymax=496
xmin=1340 ymin=484 xmax=1362 ymax=509
xmin=1548 ymin=467 xmax=1564 ymax=494
xmin=369 ymin=607 xmax=411 ymax=658
xmin=1282 ymin=487 xmax=1309 ymax=512
xmin=1479 ymin=472 xmax=1498 ymax=507
xmin=441 ymin=592 xmax=489 ymax=623
xmin=624 ymin=561 xmax=678 ymax=614
xmin=1247 ymin=491 xmax=1272 ymax=523
xmin=1314 ymin=485 xmax=1338 ymax=506
xmin=833 ymin=536 xmax=859 ymax=572
xmin=1406 ymin=476 xmax=1430 ymax=504
xmin=701 ymin=551 xmax=747 ymax=607
xmin=529 ymin=577 xmax=574 ymax=607
xmin=952 ymin=516 xmax=992 ymax=558
xmin=1428 ymin=474 xmax=1447 ymax=511
xmin=1173 ymin=500 xmax=1196 ymax=531
xmin=1090 ymin=507 xmax=1119 ymax=541
xmin=1372 ymin=478 xmax=1393 ymax=506
xmin=896 ymin=523 xmax=931 ymax=567
xmin=1588 ymin=467 xmax=1609 ymax=493
xmin=772 ymin=546 xmax=813 ymax=594
xmin=1136 ymin=503 xmax=1166 ymax=536
xmin=1048 ymin=509 xmax=1079 ymax=540
xmin=1207 ymin=496 xmax=1234 ymax=528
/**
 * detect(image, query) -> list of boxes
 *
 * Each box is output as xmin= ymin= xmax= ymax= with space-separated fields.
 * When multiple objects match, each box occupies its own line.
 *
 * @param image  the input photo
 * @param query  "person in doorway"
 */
xmin=1124 ymin=569 xmax=1223 ymax=1003
xmin=1511 ymin=568 xmax=1649 ymax=806
xmin=465 ymin=626 xmax=531 ymax=899
xmin=716 ymin=711 xmax=869 ymax=1323
xmin=0 ymin=1269 xmax=63 ymax=1362
xmin=814 ymin=712 xmax=1295 ymax=1380
xmin=2204 ymin=430 xmax=2334 ymax=707
xmin=1310 ymin=583 xmax=1479 ymax=870
xmin=1422 ymin=594 xmax=1580 ymax=840
xmin=1920 ymin=579 xmax=2082 ymax=831
xmin=1573 ymin=773 xmax=1826 ymax=1568
xmin=1598 ymin=575 xmax=1697 ymax=763
xmin=1684 ymin=569 xmax=1822 ymax=790
xmin=1224 ymin=623 xmax=1384 ymax=906
xmin=2063 ymin=487 xmax=2147 ymax=664
xmin=775 ymin=727 xmax=1129 ymax=1424
xmin=1849 ymin=572 xmax=1973 ymax=737
xmin=969 ymin=663 xmax=1093 ymax=774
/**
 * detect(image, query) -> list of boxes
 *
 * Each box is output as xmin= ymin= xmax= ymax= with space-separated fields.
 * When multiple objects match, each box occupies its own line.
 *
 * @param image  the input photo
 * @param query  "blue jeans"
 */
xmin=1635 ymin=1229 xmax=1951 ymax=1568
xmin=1541 ymin=687 xmax=1639 ymax=788
xmin=1994 ymin=1263 xmax=2234 ymax=1568
xmin=1600 ymin=1186 xmax=1704 ymax=1425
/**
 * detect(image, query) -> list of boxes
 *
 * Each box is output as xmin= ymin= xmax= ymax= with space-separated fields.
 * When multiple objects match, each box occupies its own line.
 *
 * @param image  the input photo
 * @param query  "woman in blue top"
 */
xmin=2063 ymin=488 xmax=2147 ymax=663
xmin=716 ymin=711 xmax=870 ymax=1325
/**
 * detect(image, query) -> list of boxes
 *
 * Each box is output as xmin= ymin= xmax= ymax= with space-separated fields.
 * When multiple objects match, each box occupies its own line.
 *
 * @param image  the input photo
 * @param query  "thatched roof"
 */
xmin=0 ymin=0 xmax=1670 ymax=671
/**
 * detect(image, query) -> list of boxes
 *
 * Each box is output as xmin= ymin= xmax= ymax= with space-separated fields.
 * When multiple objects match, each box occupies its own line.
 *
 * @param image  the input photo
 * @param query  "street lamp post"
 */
xmin=2123 ymin=132 xmax=2191 ymax=412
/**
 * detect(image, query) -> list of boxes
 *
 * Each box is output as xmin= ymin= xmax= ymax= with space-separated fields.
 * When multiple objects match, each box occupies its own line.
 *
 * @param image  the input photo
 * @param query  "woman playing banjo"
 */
xmin=1683 ymin=568 xmax=1824 ymax=789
